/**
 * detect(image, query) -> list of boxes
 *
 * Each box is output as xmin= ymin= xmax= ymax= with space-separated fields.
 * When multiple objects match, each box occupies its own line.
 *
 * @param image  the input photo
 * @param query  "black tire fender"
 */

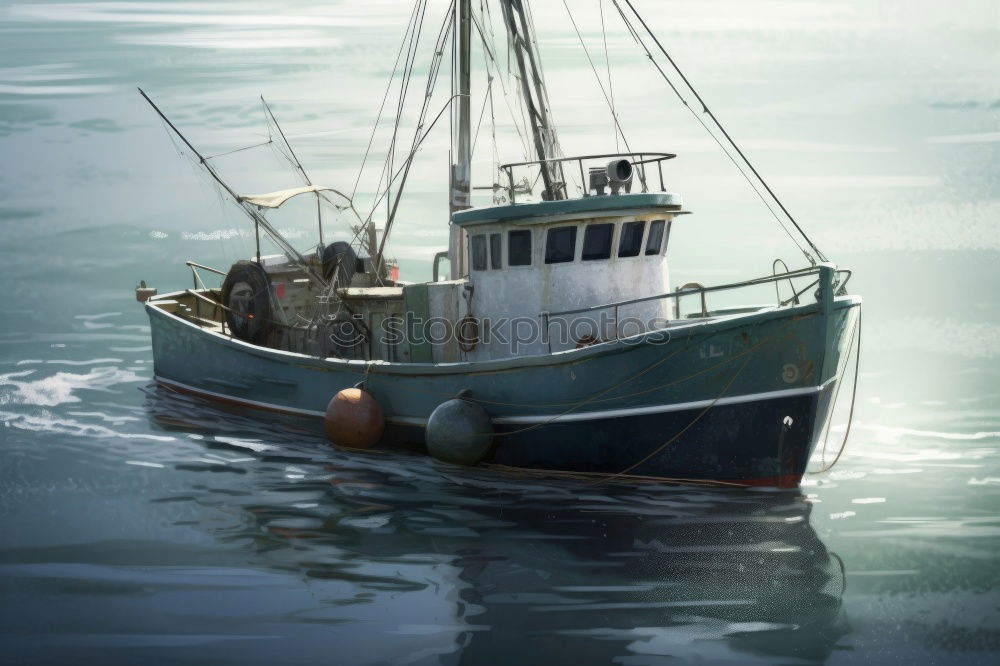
xmin=221 ymin=260 xmax=273 ymax=344
xmin=322 ymin=241 xmax=358 ymax=287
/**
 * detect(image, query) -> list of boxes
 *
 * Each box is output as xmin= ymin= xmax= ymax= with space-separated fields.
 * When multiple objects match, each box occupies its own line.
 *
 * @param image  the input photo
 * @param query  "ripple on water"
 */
xmin=0 ymin=366 xmax=144 ymax=407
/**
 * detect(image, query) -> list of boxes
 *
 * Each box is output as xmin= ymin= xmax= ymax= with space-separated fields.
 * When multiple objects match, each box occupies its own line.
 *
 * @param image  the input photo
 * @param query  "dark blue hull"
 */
xmin=373 ymin=383 xmax=834 ymax=487
xmin=489 ymin=385 xmax=833 ymax=486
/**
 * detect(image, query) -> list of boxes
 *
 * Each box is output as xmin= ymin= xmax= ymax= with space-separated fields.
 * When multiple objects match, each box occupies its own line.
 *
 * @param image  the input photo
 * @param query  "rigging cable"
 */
xmin=382 ymin=0 xmax=431 ymax=224
xmin=351 ymin=0 xmax=425 ymax=201
xmin=616 ymin=0 xmax=828 ymax=265
xmin=599 ymin=0 xmax=619 ymax=152
xmin=203 ymin=140 xmax=273 ymax=161
xmin=471 ymin=63 xmax=493 ymax=153
xmin=372 ymin=5 xmax=458 ymax=267
xmin=608 ymin=0 xmax=811 ymax=262
xmin=471 ymin=7 xmax=530 ymax=160
xmin=481 ymin=2 xmax=500 ymax=182
xmin=261 ymin=96 xmax=327 ymax=246
xmin=561 ymin=0 xmax=639 ymax=186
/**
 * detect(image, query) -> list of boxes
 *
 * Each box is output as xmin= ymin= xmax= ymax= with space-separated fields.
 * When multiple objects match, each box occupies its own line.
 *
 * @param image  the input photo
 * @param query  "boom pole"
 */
xmin=137 ymin=88 xmax=327 ymax=286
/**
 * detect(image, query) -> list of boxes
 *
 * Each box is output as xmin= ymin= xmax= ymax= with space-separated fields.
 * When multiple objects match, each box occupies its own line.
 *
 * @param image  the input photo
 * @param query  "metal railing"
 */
xmin=540 ymin=266 xmax=851 ymax=349
xmin=183 ymin=261 xmax=227 ymax=327
xmin=186 ymin=260 xmax=226 ymax=291
xmin=499 ymin=152 xmax=676 ymax=204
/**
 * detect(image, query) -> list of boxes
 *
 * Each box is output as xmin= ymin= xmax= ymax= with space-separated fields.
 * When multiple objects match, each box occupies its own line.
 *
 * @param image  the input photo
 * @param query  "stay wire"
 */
xmin=351 ymin=0 xmax=424 ymax=201
xmin=472 ymin=7 xmax=530 ymax=160
xmin=382 ymin=0 xmax=431 ymax=217
xmin=594 ymin=342 xmax=757 ymax=484
xmin=203 ymin=139 xmax=273 ymax=161
xmin=599 ymin=0 xmax=619 ymax=152
xmin=373 ymin=3 xmax=455 ymax=258
xmin=366 ymin=0 xmax=445 ymax=230
xmin=619 ymin=0 xmax=827 ymax=265
xmin=561 ymin=0 xmax=634 ymax=157
xmin=609 ymin=0 xmax=810 ymax=262
xmin=488 ymin=328 xmax=776 ymax=441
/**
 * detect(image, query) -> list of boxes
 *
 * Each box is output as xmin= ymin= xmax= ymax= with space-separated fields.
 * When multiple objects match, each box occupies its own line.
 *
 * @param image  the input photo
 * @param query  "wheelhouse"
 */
xmin=452 ymin=174 xmax=690 ymax=358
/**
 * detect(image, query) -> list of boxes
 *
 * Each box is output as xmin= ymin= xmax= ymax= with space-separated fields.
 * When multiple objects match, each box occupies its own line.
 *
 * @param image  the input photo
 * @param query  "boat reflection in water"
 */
xmin=146 ymin=387 xmax=848 ymax=664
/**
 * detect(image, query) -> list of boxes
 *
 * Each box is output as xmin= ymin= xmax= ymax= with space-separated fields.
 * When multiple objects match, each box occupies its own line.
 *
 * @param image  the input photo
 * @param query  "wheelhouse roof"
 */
xmin=452 ymin=192 xmax=686 ymax=227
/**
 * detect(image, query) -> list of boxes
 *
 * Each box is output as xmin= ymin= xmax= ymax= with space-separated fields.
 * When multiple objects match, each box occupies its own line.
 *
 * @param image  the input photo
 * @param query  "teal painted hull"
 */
xmin=147 ymin=295 xmax=860 ymax=486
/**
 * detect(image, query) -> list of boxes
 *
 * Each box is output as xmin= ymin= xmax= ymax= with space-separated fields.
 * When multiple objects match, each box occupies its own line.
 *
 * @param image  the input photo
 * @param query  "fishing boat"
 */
xmin=138 ymin=0 xmax=861 ymax=487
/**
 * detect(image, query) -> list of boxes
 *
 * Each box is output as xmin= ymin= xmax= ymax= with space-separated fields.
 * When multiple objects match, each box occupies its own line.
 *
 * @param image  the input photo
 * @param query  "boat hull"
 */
xmin=147 ymin=294 xmax=859 ymax=487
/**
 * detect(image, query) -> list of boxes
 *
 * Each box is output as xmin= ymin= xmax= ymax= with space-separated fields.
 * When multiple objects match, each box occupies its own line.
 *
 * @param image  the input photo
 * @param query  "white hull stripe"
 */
xmin=492 ymin=378 xmax=837 ymax=425
xmin=155 ymin=375 xmax=835 ymax=428
xmin=157 ymin=375 xmax=427 ymax=426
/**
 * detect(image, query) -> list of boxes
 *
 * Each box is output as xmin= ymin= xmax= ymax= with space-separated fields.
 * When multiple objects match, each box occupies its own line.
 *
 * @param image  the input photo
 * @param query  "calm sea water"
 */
xmin=2 ymin=1 xmax=998 ymax=663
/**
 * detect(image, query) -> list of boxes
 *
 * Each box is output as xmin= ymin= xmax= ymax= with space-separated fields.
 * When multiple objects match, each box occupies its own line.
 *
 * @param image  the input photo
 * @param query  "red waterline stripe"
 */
xmin=734 ymin=474 xmax=803 ymax=489
xmin=155 ymin=377 xmax=324 ymax=419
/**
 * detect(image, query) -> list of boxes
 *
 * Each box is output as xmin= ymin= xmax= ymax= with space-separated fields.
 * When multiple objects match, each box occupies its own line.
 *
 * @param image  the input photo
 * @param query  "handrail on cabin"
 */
xmin=499 ymin=152 xmax=676 ymax=170
xmin=498 ymin=152 xmax=677 ymax=203
xmin=543 ymin=266 xmax=848 ymax=320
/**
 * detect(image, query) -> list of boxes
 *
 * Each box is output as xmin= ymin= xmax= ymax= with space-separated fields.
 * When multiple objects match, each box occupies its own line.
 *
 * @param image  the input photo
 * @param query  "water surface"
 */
xmin=1 ymin=0 xmax=998 ymax=663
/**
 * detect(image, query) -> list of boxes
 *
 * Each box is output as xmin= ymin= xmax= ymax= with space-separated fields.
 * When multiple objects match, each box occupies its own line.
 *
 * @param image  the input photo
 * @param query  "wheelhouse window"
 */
xmin=489 ymin=233 xmax=502 ymax=269
xmin=545 ymin=226 xmax=577 ymax=264
xmin=582 ymin=223 xmax=613 ymax=261
xmin=618 ymin=221 xmax=645 ymax=258
xmin=508 ymin=229 xmax=532 ymax=266
xmin=645 ymin=219 xmax=666 ymax=255
xmin=471 ymin=234 xmax=487 ymax=271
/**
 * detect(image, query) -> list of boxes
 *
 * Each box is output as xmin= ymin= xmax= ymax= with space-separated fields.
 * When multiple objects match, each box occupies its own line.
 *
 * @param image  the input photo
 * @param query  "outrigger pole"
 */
xmin=137 ymin=88 xmax=328 ymax=286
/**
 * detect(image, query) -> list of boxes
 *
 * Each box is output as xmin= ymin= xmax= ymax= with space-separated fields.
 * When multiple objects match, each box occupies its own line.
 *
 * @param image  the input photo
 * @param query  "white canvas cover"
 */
xmin=240 ymin=186 xmax=339 ymax=209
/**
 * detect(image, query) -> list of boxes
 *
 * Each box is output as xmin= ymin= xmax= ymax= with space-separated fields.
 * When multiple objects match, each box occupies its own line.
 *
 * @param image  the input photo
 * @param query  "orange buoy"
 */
xmin=324 ymin=388 xmax=385 ymax=450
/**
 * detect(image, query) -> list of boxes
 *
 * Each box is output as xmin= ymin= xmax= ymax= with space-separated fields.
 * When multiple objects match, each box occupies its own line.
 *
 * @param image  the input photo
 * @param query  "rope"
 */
xmin=490 ymin=328 xmax=774 ymax=440
xmin=594 ymin=345 xmax=756 ymax=484
xmin=814 ymin=308 xmax=862 ymax=473
xmin=483 ymin=463 xmax=750 ymax=488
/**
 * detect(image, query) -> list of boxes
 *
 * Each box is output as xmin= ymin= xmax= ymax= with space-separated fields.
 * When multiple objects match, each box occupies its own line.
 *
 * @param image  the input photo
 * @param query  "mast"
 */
xmin=499 ymin=0 xmax=565 ymax=200
xmin=448 ymin=0 xmax=473 ymax=279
